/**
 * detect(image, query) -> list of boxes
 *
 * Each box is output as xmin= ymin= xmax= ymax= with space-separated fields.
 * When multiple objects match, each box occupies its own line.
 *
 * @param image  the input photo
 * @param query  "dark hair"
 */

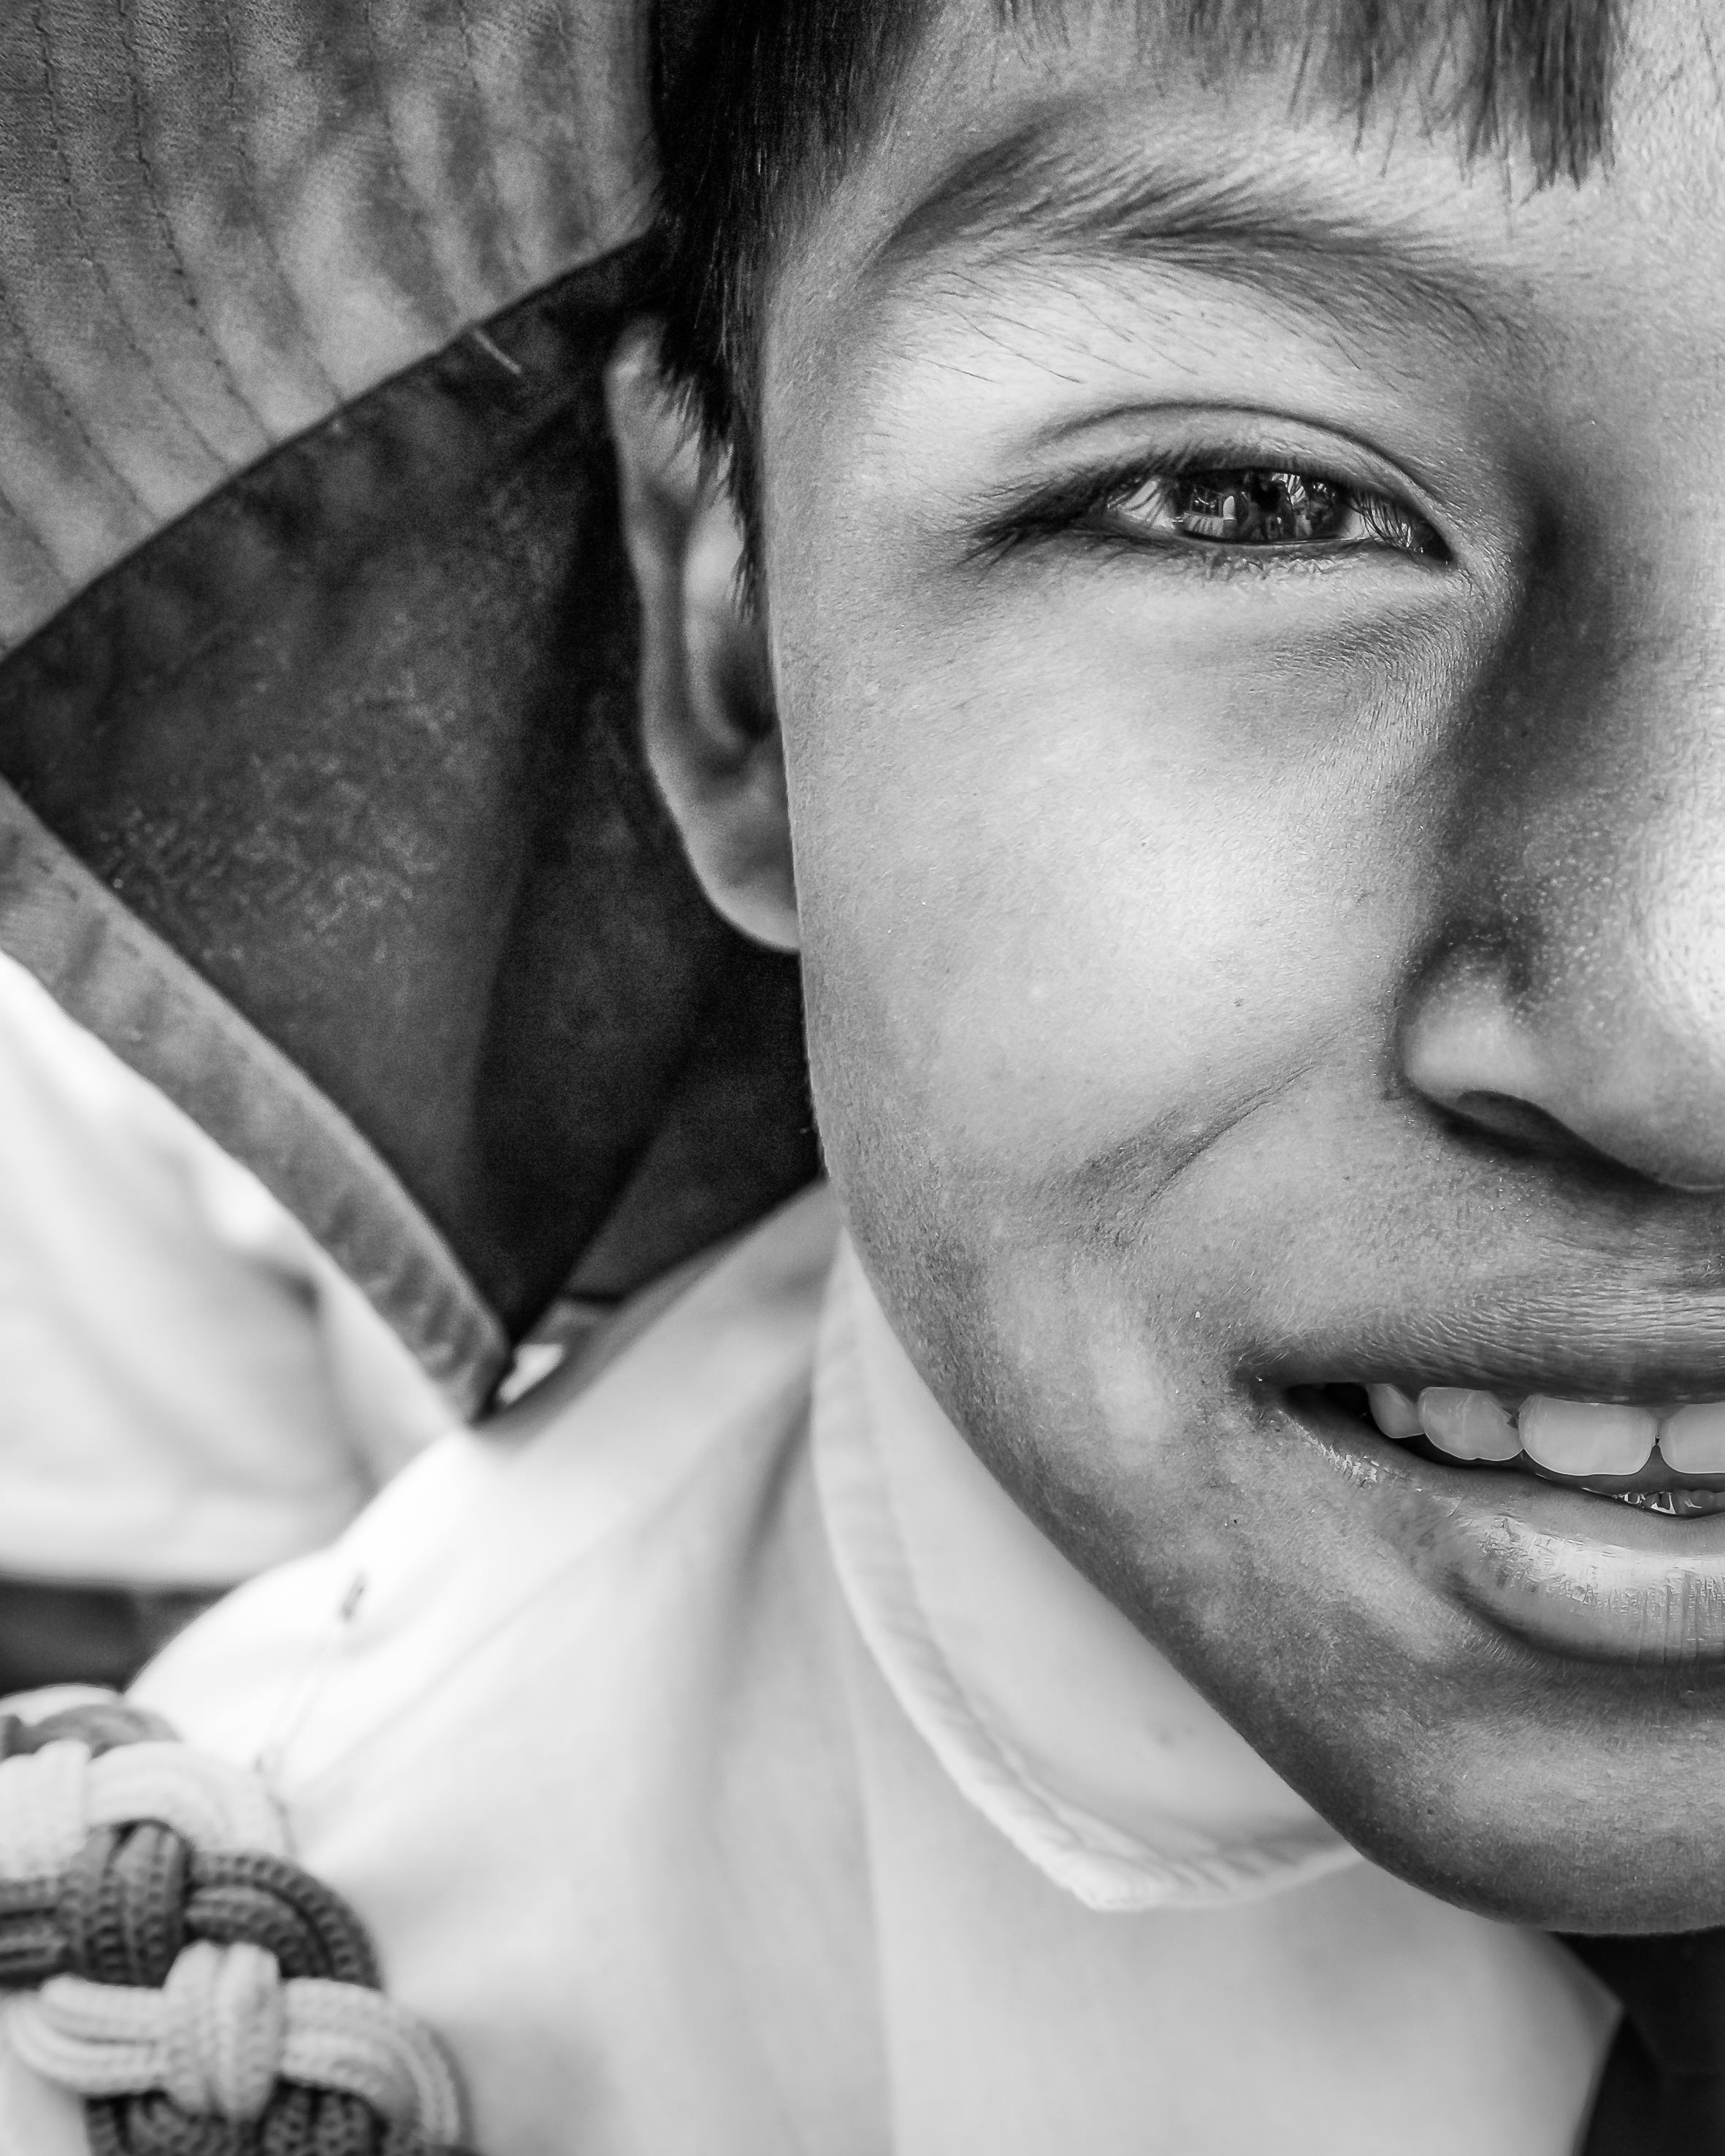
xmin=652 ymin=0 xmax=1622 ymax=534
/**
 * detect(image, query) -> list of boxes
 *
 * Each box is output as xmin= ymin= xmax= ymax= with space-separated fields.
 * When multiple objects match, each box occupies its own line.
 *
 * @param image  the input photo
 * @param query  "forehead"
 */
xmin=760 ymin=0 xmax=1721 ymax=445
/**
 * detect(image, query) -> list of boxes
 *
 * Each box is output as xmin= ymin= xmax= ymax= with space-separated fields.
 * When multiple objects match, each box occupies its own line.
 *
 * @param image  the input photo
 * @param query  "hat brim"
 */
xmin=0 ymin=11 xmax=818 ymax=1411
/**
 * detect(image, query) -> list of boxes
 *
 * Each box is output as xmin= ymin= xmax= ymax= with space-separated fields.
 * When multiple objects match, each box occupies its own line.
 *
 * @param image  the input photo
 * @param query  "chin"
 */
xmin=981 ymin=1346 xmax=1725 ymax=1938
xmin=1316 ymin=1736 xmax=1725 ymax=1936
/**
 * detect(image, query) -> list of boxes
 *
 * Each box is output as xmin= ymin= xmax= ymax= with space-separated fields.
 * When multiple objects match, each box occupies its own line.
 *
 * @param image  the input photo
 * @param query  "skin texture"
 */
xmin=613 ymin=0 xmax=1725 ymax=1931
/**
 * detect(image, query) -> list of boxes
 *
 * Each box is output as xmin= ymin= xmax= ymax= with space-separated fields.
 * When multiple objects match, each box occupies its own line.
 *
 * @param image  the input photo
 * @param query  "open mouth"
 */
xmin=1283 ymin=1379 xmax=1725 ymax=1664
xmin=1313 ymin=1381 xmax=1725 ymax=1515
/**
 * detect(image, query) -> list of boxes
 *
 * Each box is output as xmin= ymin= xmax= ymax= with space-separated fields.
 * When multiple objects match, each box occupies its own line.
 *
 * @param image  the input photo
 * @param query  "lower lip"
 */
xmin=1297 ymin=1394 xmax=1725 ymax=1665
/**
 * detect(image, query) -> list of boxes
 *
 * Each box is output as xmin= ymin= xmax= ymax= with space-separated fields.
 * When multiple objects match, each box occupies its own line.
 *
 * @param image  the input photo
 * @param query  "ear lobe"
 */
xmin=606 ymin=330 xmax=799 ymax=954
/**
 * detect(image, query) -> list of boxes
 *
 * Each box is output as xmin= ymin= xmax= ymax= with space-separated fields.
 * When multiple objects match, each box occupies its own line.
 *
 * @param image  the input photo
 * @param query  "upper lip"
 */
xmin=1267 ymin=1281 xmax=1725 ymax=1401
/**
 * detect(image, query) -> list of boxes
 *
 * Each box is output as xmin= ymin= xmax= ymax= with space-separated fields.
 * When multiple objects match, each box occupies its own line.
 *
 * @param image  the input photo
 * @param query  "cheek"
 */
xmin=779 ymin=559 xmax=1450 ymax=1211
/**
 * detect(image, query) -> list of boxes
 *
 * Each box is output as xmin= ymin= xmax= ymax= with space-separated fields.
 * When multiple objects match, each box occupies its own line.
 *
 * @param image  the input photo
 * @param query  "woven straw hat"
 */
xmin=0 ymin=3 xmax=814 ymax=1412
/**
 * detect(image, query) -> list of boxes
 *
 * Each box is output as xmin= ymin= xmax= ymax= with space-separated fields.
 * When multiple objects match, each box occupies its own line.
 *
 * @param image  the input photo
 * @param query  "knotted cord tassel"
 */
xmin=0 ymin=1697 xmax=473 ymax=2156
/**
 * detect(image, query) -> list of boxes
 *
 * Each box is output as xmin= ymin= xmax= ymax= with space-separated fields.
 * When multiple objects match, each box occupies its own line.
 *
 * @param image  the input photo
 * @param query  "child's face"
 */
xmin=751 ymin=0 xmax=1725 ymax=1927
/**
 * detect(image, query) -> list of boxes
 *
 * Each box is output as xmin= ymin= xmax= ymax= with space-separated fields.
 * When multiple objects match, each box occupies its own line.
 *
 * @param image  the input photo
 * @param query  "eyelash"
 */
xmin=975 ymin=457 xmax=1445 ymax=568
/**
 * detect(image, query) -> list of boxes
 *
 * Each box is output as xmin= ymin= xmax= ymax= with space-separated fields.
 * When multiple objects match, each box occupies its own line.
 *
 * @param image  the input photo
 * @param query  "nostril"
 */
xmin=1443 ymin=1090 xmax=1587 ymax=1159
xmin=1432 ymin=1085 xmax=1725 ymax=1194
xmin=1434 ymin=1089 xmax=1660 ymax=1184
xmin=1401 ymin=955 xmax=1725 ymax=1194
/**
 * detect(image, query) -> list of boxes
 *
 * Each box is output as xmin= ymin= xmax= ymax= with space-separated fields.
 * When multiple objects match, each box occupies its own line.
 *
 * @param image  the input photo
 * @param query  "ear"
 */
xmin=605 ymin=327 xmax=798 ymax=954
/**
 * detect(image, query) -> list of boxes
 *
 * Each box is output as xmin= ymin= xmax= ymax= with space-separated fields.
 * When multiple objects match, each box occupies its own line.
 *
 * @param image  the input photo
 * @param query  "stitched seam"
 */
xmin=213 ymin=1 xmax=343 ymax=404
xmin=0 ymin=263 xmax=155 ymax=528
xmin=0 ymin=788 xmax=505 ymax=1401
xmin=111 ymin=0 xmax=271 ymax=437
xmin=453 ymin=0 xmax=533 ymax=290
xmin=359 ymin=0 xmax=456 ymax=324
xmin=31 ymin=1 xmax=230 ymax=470
xmin=0 ymin=477 xmax=69 ymax=579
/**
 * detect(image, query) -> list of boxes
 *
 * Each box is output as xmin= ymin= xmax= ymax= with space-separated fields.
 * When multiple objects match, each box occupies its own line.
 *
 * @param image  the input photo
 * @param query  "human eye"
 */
xmin=971 ymin=450 xmax=1445 ymax=567
xmin=1101 ymin=467 xmax=1439 ymax=556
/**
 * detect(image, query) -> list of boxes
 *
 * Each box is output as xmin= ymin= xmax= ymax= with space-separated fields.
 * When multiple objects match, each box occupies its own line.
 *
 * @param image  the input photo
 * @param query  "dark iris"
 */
xmin=1169 ymin=469 xmax=1351 ymax=545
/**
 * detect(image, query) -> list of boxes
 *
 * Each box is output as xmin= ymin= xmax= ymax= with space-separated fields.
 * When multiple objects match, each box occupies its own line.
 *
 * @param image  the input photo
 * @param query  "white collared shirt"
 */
xmin=3 ymin=1182 xmax=1614 ymax=2152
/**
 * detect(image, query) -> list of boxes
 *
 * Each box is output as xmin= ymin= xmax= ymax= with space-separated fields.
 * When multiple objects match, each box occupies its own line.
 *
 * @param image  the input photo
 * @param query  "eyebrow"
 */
xmin=865 ymin=113 xmax=1508 ymax=342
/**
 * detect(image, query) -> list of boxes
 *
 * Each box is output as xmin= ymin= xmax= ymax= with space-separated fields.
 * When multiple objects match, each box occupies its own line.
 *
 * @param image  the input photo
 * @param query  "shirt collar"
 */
xmin=812 ymin=1232 xmax=1358 ymax=1912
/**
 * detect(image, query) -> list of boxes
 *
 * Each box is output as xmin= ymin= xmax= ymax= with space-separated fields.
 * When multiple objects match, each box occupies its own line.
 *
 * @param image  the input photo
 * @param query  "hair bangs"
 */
xmin=1053 ymin=0 xmax=1624 ymax=183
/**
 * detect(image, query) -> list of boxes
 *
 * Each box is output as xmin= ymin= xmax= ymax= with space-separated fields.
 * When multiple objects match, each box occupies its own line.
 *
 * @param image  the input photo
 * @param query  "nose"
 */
xmin=1401 ymin=943 xmax=1725 ymax=1192
xmin=1399 ymin=646 xmax=1725 ymax=1196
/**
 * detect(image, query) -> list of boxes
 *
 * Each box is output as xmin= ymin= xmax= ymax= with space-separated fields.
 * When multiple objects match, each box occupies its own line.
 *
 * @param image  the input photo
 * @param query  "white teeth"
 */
xmin=1361 ymin=1382 xmax=1725 ymax=1481
xmin=1659 ymin=1403 xmax=1725 ymax=1475
xmin=1366 ymin=1384 xmax=1424 ymax=1440
xmin=1519 ymin=1397 xmax=1657 ymax=1478
xmin=1418 ymin=1387 xmax=1523 ymax=1462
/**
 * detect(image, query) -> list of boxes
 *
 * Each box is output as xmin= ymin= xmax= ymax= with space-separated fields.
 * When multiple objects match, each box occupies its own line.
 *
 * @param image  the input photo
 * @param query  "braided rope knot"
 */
xmin=7 ymin=1943 xmax=462 ymax=2138
xmin=0 ymin=1698 xmax=473 ymax=2156
xmin=0 ymin=1741 xmax=288 ymax=1881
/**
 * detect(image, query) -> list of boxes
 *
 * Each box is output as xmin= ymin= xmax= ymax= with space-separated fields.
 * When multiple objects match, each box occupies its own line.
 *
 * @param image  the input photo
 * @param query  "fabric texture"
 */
xmin=8 ymin=1187 xmax=1610 ymax=2156
xmin=0 ymin=951 xmax=451 ymax=1592
xmin=0 ymin=0 xmax=653 ymax=661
